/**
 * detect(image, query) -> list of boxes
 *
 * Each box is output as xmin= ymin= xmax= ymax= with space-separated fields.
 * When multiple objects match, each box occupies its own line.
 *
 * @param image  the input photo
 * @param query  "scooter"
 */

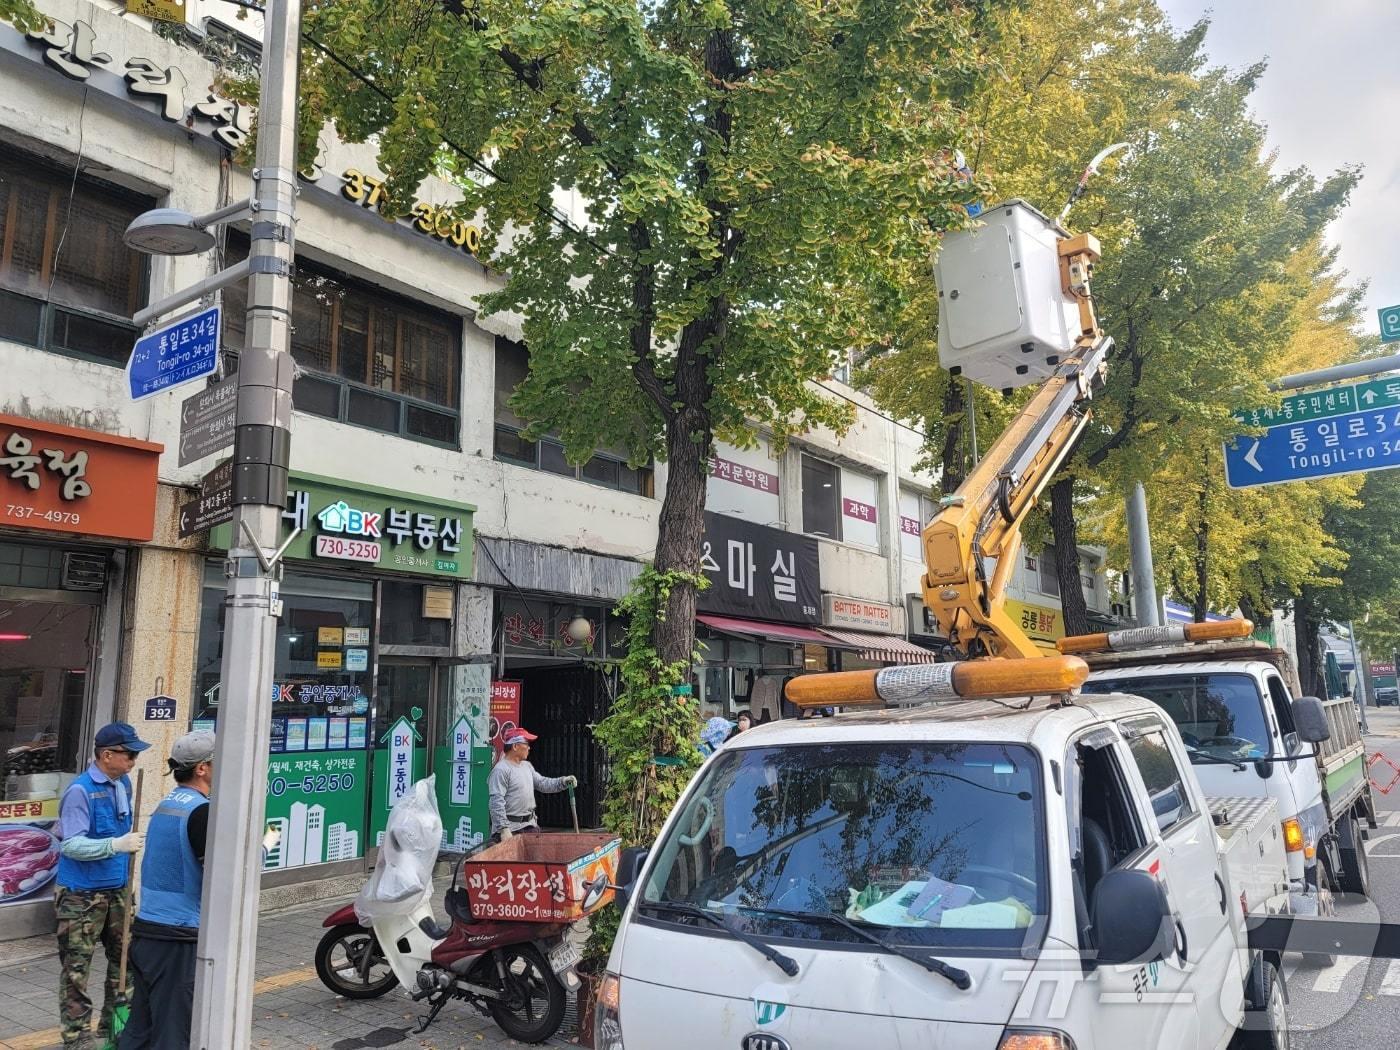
xmin=314 ymin=857 xmax=586 ymax=1043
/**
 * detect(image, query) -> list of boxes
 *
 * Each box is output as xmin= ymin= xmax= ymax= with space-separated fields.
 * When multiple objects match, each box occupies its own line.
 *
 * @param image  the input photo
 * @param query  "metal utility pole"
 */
xmin=1125 ymin=481 xmax=1161 ymax=627
xmin=191 ymin=1 xmax=300 ymax=1045
xmin=1348 ymin=620 xmax=1370 ymax=734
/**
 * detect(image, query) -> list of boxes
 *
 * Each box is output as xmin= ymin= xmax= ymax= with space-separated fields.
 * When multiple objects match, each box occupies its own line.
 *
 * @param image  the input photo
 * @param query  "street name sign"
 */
xmin=1382 ymin=304 xmax=1400 ymax=344
xmin=178 ymin=458 xmax=233 ymax=537
xmin=178 ymin=376 xmax=237 ymax=466
xmin=127 ymin=304 xmax=220 ymax=401
xmin=1226 ymin=388 xmax=1400 ymax=488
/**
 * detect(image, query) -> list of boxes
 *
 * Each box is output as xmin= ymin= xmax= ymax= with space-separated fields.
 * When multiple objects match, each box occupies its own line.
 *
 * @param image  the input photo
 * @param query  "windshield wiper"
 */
xmin=737 ymin=905 xmax=971 ymax=990
xmin=638 ymin=899 xmax=800 ymax=977
xmin=1185 ymin=748 xmax=1247 ymax=772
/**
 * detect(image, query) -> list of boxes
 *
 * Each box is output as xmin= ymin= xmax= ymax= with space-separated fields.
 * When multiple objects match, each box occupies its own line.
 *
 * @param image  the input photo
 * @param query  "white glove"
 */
xmin=563 ymin=775 xmax=579 ymax=789
xmin=500 ymin=827 xmax=514 ymax=841
xmin=112 ymin=832 xmax=144 ymax=854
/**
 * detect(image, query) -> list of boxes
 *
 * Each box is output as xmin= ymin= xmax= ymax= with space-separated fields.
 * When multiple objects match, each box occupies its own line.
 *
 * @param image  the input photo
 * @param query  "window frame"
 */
xmin=0 ymin=154 xmax=149 ymax=365
xmin=1119 ymin=716 xmax=1198 ymax=838
xmin=800 ymin=453 xmax=842 ymax=540
xmin=1266 ymin=676 xmax=1299 ymax=755
xmin=492 ymin=422 xmax=655 ymax=496
xmin=220 ymin=234 xmax=463 ymax=448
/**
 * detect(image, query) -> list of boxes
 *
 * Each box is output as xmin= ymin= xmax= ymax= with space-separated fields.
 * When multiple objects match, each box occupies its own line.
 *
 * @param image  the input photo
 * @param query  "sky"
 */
xmin=1157 ymin=0 xmax=1400 ymax=334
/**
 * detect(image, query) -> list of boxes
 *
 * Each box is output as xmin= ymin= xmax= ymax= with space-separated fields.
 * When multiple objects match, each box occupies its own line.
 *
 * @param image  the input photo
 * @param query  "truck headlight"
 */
xmin=999 ymin=1029 xmax=1077 ymax=1050
xmin=594 ymin=972 xmax=624 ymax=1050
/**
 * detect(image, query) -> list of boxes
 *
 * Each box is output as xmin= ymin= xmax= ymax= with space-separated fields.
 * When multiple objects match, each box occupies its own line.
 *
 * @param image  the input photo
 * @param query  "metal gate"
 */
xmin=520 ymin=665 xmax=612 ymax=829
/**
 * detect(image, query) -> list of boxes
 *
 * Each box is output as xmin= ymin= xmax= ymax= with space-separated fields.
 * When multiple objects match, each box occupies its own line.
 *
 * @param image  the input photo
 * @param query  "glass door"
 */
xmin=369 ymin=658 xmax=434 ymax=846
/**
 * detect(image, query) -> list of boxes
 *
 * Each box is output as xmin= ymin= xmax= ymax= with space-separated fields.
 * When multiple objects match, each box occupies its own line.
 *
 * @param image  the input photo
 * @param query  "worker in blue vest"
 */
xmin=55 ymin=722 xmax=149 ymax=1049
xmin=118 ymin=731 xmax=214 ymax=1050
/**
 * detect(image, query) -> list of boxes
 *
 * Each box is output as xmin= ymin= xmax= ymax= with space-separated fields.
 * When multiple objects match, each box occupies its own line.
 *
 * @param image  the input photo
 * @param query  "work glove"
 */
xmin=563 ymin=775 xmax=579 ymax=789
xmin=112 ymin=832 xmax=145 ymax=854
xmin=500 ymin=827 xmax=515 ymax=841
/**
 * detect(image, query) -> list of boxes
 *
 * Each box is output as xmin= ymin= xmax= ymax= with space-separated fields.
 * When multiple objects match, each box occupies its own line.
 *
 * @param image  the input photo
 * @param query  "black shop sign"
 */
xmin=698 ymin=513 xmax=821 ymax=624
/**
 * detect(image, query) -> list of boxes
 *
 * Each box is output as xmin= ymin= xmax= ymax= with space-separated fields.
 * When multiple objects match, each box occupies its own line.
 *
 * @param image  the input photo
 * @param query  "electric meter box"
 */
xmin=935 ymin=199 xmax=1081 ymax=391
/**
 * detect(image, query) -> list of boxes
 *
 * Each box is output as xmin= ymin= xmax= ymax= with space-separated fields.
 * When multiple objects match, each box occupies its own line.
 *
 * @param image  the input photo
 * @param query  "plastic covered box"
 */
xmin=935 ymin=199 xmax=1081 ymax=391
xmin=462 ymin=832 xmax=621 ymax=922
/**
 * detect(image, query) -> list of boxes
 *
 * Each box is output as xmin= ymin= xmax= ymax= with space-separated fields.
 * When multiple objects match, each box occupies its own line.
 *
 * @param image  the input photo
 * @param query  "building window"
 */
xmin=0 ymin=153 xmax=147 ymax=364
xmin=491 ymin=338 xmax=654 ymax=495
xmin=1039 ymin=546 xmax=1060 ymax=597
xmin=222 ymin=237 xmax=461 ymax=447
xmin=1024 ymin=554 xmax=1038 ymax=572
xmin=801 ymin=455 xmax=841 ymax=539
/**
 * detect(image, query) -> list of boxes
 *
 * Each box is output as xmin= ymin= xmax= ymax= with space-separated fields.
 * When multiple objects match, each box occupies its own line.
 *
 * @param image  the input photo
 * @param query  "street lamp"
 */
xmin=124 ymin=208 xmax=219 ymax=255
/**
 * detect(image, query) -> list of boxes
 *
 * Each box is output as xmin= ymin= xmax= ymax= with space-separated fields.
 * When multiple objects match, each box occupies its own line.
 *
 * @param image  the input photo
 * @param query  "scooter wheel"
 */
xmin=485 ymin=944 xmax=567 ymax=1043
xmin=315 ymin=923 xmax=400 ymax=999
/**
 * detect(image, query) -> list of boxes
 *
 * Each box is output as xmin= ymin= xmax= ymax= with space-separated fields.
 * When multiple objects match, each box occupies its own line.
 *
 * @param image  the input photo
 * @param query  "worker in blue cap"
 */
xmin=54 ymin=722 xmax=150 ymax=1049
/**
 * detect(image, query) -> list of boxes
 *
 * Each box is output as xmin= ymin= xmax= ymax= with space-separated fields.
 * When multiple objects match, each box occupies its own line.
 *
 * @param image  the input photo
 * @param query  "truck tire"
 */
xmin=1303 ymin=854 xmax=1338 ymax=968
xmin=1236 ymin=957 xmax=1290 ymax=1050
xmin=1336 ymin=815 xmax=1371 ymax=897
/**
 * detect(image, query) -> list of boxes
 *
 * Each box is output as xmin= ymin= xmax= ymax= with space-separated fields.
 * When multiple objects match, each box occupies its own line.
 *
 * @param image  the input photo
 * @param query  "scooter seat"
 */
xmin=444 ymin=886 xmax=476 ymax=924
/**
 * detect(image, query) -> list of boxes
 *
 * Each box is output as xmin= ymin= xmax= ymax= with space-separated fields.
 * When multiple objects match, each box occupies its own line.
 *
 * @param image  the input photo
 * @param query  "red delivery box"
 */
xmin=463 ymin=832 xmax=621 ymax=922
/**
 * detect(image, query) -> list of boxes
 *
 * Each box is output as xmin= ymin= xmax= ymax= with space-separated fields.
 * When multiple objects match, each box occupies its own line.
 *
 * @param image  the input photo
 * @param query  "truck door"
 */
xmin=1119 ymin=715 xmax=1244 ymax=1047
xmin=1067 ymin=727 xmax=1199 ymax=1050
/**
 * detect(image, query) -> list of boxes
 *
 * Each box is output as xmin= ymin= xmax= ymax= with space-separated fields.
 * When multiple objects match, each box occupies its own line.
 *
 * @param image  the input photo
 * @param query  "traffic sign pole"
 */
xmin=191 ymin=2 xmax=300 ymax=1046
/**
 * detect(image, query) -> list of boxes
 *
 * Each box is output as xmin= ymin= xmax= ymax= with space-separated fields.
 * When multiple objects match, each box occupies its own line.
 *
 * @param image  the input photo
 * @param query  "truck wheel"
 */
xmin=1336 ymin=815 xmax=1371 ymax=897
xmin=1236 ymin=958 xmax=1290 ymax=1050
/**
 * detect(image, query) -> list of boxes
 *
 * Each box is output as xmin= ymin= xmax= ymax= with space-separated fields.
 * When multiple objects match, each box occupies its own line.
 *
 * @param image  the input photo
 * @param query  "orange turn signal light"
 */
xmin=1282 ymin=818 xmax=1304 ymax=853
xmin=1058 ymin=619 xmax=1254 ymax=655
xmin=998 ymin=1030 xmax=1077 ymax=1050
xmin=784 ymin=656 xmax=1090 ymax=708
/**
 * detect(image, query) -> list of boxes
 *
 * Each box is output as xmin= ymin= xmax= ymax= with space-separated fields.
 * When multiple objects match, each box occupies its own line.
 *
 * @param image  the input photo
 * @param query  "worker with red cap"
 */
xmin=486 ymin=728 xmax=576 ymax=841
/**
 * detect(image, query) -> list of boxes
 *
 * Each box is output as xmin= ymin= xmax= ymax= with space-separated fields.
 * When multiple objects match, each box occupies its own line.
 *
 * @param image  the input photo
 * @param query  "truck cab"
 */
xmin=1083 ymin=660 xmax=1322 ymax=888
xmin=1080 ymin=638 xmax=1376 ymax=903
xmin=596 ymin=689 xmax=1288 ymax=1050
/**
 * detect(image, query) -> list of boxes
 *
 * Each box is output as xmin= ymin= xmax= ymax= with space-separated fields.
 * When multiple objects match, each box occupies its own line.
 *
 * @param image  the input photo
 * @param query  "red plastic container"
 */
xmin=462 ymin=832 xmax=621 ymax=922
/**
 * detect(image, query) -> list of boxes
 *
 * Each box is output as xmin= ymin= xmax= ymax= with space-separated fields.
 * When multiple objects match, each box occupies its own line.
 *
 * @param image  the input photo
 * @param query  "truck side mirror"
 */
xmin=1091 ymin=869 xmax=1174 ymax=966
xmin=582 ymin=846 xmax=651 ymax=912
xmin=1291 ymin=696 xmax=1331 ymax=744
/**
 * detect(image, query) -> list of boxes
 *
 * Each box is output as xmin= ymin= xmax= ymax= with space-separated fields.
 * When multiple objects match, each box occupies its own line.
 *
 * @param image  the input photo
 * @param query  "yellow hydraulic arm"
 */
xmin=922 ymin=233 xmax=1110 ymax=659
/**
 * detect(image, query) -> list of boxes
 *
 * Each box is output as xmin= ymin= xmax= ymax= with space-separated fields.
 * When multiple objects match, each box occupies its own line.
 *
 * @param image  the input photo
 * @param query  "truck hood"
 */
xmin=615 ymin=919 xmax=1033 ymax=1049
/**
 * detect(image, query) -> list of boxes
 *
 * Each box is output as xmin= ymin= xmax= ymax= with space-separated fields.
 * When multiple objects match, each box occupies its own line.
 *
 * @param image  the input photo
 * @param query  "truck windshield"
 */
xmin=639 ymin=741 xmax=1046 ymax=952
xmin=1084 ymin=672 xmax=1272 ymax=760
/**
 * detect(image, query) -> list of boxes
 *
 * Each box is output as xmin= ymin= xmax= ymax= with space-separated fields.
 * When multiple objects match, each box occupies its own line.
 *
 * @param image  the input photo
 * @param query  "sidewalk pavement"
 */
xmin=0 ymin=886 xmax=582 ymax=1050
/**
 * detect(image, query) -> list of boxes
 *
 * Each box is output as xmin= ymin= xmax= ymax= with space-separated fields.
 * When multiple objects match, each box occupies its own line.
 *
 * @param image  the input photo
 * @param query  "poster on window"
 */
xmin=0 ymin=800 xmax=61 ymax=907
xmin=697 ymin=512 xmax=821 ymax=623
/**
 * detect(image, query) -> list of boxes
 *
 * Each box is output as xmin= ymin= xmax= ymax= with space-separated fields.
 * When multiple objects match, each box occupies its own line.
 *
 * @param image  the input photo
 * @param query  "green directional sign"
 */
xmin=1381 ymin=304 xmax=1400 ymax=344
xmin=1233 ymin=377 xmax=1400 ymax=429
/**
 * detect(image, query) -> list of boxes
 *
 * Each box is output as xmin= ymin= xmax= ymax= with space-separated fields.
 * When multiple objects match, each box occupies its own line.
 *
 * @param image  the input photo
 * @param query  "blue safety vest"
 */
xmin=136 ymin=787 xmax=207 ymax=929
xmin=57 ymin=770 xmax=132 ymax=891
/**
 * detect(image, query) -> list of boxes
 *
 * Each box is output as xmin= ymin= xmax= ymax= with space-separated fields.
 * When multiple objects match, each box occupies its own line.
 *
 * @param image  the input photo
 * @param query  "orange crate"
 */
xmin=462 ymin=832 xmax=621 ymax=922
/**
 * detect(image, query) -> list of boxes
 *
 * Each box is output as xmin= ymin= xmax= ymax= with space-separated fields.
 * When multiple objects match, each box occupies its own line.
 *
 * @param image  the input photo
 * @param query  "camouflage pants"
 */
xmin=55 ymin=887 xmax=132 ymax=1047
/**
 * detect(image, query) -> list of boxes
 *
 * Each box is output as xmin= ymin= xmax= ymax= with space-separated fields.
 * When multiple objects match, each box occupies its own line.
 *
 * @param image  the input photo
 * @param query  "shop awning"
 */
xmin=819 ymin=628 xmax=942 ymax=664
xmin=696 ymin=614 xmax=834 ymax=647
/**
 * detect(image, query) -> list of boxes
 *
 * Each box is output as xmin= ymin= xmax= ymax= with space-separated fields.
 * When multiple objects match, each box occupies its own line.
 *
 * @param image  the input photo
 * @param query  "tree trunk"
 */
xmin=650 ymin=414 xmax=713 ymax=669
xmin=1293 ymin=597 xmax=1323 ymax=697
xmin=1049 ymin=476 xmax=1091 ymax=636
xmin=939 ymin=377 xmax=966 ymax=495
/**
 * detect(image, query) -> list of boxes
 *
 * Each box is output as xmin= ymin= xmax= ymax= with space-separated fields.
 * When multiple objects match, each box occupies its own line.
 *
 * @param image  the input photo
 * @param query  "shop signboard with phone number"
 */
xmin=212 ymin=472 xmax=476 ymax=579
xmin=262 ymin=751 xmax=369 ymax=870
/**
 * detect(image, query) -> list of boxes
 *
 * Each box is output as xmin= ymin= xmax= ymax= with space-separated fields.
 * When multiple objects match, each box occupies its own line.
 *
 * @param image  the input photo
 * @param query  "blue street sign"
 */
xmin=126 ymin=304 xmax=221 ymax=401
xmin=1382 ymin=304 xmax=1400 ymax=343
xmin=1225 ymin=404 xmax=1400 ymax=488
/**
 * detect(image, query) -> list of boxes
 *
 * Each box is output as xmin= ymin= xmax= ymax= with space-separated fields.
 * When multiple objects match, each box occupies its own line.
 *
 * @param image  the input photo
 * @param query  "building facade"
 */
xmin=0 ymin=0 xmax=1123 ymax=936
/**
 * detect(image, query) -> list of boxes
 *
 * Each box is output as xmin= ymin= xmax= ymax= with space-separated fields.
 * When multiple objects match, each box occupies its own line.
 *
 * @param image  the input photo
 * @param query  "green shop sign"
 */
xmin=262 ymin=751 xmax=369 ymax=869
xmin=215 ymin=473 xmax=475 ymax=579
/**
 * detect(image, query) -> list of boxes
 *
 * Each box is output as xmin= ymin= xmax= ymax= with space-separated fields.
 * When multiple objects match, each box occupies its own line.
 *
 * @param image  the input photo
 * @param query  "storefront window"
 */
xmin=0 ymin=541 xmax=104 ymax=911
xmin=379 ymin=580 xmax=452 ymax=648
xmin=195 ymin=566 xmax=375 ymax=870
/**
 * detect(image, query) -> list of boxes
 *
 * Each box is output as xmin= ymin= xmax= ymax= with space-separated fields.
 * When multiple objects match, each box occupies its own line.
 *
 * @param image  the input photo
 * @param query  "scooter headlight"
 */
xmin=594 ymin=972 xmax=624 ymax=1050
